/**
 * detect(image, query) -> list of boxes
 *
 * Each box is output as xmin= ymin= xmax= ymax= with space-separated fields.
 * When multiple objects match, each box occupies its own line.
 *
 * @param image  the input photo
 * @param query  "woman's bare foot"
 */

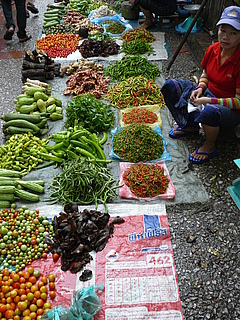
xmin=172 ymin=125 xmax=199 ymax=135
xmin=190 ymin=144 xmax=216 ymax=161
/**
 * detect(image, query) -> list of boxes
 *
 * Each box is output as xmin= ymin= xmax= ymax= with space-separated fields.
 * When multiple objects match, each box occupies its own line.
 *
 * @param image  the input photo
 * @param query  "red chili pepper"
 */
xmin=123 ymin=163 xmax=169 ymax=198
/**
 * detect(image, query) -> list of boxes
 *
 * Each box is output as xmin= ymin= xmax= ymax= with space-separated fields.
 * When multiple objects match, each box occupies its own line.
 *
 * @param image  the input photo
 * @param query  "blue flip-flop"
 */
xmin=169 ymin=126 xmax=199 ymax=139
xmin=189 ymin=148 xmax=218 ymax=164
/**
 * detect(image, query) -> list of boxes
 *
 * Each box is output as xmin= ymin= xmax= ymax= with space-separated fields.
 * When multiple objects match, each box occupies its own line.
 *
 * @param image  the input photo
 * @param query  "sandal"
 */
xmin=27 ymin=2 xmax=39 ymax=14
xmin=19 ymin=35 xmax=32 ymax=43
xmin=169 ymin=126 xmax=199 ymax=139
xmin=4 ymin=26 xmax=14 ymax=40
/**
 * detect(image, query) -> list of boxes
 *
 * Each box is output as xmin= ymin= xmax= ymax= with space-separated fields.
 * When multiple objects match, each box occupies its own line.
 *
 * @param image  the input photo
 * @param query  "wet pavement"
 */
xmin=0 ymin=1 xmax=240 ymax=319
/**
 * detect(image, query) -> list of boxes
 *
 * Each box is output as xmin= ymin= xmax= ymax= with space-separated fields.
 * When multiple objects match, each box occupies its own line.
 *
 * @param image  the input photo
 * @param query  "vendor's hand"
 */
xmin=190 ymin=88 xmax=203 ymax=101
xmin=193 ymin=97 xmax=211 ymax=106
xmin=129 ymin=0 xmax=135 ymax=5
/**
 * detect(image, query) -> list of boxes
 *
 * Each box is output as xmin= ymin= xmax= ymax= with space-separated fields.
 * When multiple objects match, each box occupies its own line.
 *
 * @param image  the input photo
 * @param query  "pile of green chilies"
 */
xmin=104 ymin=55 xmax=161 ymax=81
xmin=112 ymin=123 xmax=163 ymax=162
xmin=106 ymin=76 xmax=164 ymax=109
xmin=48 ymin=158 xmax=120 ymax=211
xmin=123 ymin=163 xmax=169 ymax=198
xmin=121 ymin=38 xmax=154 ymax=55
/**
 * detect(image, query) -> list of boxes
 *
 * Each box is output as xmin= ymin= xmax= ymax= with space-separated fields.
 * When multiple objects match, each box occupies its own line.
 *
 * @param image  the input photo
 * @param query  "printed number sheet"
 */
xmin=94 ymin=204 xmax=184 ymax=319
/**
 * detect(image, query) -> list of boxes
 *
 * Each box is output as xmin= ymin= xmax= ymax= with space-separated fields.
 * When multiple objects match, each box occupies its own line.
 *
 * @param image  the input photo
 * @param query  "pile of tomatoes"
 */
xmin=0 ymin=207 xmax=53 ymax=272
xmin=35 ymin=33 xmax=81 ymax=58
xmin=0 ymin=267 xmax=56 ymax=320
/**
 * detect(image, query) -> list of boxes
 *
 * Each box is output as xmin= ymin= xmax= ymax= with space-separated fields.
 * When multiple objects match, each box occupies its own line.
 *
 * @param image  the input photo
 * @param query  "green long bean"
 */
xmin=47 ymin=158 xmax=120 ymax=212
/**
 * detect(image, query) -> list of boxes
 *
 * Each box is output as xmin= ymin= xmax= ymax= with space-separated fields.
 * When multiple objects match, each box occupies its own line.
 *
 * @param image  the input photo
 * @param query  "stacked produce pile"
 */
xmin=21 ymin=49 xmax=61 ymax=82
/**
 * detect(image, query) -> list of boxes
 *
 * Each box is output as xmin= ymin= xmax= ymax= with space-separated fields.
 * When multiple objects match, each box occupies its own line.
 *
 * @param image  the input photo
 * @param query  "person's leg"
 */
xmin=14 ymin=0 xmax=28 ymax=39
xmin=190 ymin=125 xmax=219 ymax=161
xmin=1 ymin=0 xmax=15 ymax=29
xmin=139 ymin=7 xmax=154 ymax=28
xmin=190 ymin=104 xmax=240 ymax=162
xmin=161 ymin=79 xmax=199 ymax=135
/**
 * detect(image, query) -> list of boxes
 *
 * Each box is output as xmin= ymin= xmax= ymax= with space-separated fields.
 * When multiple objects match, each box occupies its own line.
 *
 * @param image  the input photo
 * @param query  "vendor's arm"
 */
xmin=192 ymin=69 xmax=240 ymax=109
xmin=190 ymin=70 xmax=208 ymax=101
xmin=210 ymin=91 xmax=240 ymax=110
xmin=193 ymin=91 xmax=240 ymax=109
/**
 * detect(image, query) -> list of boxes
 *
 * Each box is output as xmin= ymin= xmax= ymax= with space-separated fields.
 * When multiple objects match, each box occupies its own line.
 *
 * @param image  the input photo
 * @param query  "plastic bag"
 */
xmin=90 ymin=14 xmax=132 ymax=36
xmin=70 ymin=284 xmax=104 ymax=320
xmin=40 ymin=306 xmax=79 ymax=320
xmin=187 ymin=100 xmax=204 ymax=113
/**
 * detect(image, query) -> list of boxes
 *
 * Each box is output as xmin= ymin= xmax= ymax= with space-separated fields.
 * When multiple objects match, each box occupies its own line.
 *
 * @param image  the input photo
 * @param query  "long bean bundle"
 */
xmin=48 ymin=158 xmax=120 ymax=211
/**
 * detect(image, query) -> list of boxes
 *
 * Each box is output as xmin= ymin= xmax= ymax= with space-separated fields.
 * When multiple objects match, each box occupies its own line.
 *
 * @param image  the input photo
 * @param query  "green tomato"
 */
xmin=20 ymin=244 xmax=27 ymax=252
xmin=0 ymin=227 xmax=8 ymax=235
xmin=38 ymin=227 xmax=45 ymax=233
xmin=11 ymin=203 xmax=16 ymax=209
xmin=33 ymin=269 xmax=40 ymax=277
xmin=0 ymin=243 xmax=5 ymax=249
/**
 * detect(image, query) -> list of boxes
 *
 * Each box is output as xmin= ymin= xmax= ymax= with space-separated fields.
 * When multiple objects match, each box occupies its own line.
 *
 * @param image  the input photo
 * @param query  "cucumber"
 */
xmin=18 ymin=181 xmax=44 ymax=193
xmin=0 ymin=186 xmax=16 ymax=194
xmin=3 ymin=119 xmax=41 ymax=133
xmin=4 ymin=126 xmax=35 ymax=135
xmin=44 ymin=8 xmax=61 ymax=14
xmin=0 ymin=193 xmax=16 ymax=201
xmin=0 ymin=201 xmax=11 ymax=208
xmin=14 ymin=189 xmax=40 ymax=202
xmin=43 ymin=21 xmax=59 ymax=29
xmin=2 ymin=112 xmax=42 ymax=124
xmin=44 ymin=15 xmax=59 ymax=21
xmin=48 ymin=4 xmax=65 ymax=9
xmin=0 ymin=169 xmax=24 ymax=178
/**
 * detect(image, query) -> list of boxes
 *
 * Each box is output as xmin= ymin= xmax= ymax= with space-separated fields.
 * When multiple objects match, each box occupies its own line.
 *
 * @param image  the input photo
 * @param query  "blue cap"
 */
xmin=216 ymin=6 xmax=240 ymax=30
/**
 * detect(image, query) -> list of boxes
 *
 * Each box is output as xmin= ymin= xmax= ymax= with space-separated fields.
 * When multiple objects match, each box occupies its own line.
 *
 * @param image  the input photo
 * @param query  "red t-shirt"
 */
xmin=201 ymin=42 xmax=240 ymax=99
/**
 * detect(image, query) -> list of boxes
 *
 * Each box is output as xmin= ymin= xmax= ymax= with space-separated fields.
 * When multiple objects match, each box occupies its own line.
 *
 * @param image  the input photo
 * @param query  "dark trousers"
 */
xmin=1 ymin=0 xmax=27 ymax=38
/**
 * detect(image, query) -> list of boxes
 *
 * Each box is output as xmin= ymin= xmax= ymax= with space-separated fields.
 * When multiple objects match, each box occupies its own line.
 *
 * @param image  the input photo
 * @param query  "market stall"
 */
xmin=0 ymin=1 xmax=191 ymax=319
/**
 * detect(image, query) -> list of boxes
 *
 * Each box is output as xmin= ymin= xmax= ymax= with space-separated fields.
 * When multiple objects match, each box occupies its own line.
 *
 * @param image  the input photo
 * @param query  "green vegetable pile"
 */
xmin=104 ymin=55 xmax=161 ymax=81
xmin=88 ymin=32 xmax=114 ymax=42
xmin=121 ymin=38 xmax=154 ymax=55
xmin=48 ymin=158 xmax=120 ymax=211
xmin=113 ymin=123 xmax=163 ymax=162
xmin=106 ymin=21 xmax=126 ymax=34
xmin=65 ymin=94 xmax=115 ymax=133
xmin=67 ymin=0 xmax=93 ymax=15
xmin=44 ymin=23 xmax=76 ymax=35
xmin=46 ymin=125 xmax=109 ymax=164
xmin=0 ymin=133 xmax=49 ymax=172
xmin=109 ymin=0 xmax=125 ymax=14
xmin=106 ymin=76 xmax=164 ymax=109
